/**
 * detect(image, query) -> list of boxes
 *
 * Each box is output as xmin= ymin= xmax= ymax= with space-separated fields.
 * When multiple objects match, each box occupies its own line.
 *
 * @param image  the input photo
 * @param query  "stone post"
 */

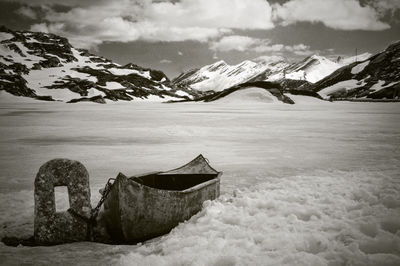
xmin=34 ymin=159 xmax=92 ymax=245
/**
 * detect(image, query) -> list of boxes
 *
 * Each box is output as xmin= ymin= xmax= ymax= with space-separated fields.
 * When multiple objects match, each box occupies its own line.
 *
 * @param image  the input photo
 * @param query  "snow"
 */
xmin=34 ymin=87 xmax=81 ymax=101
xmin=369 ymin=81 xmax=399 ymax=93
xmin=44 ymin=53 xmax=67 ymax=64
xmin=214 ymin=87 xmax=282 ymax=104
xmin=23 ymin=67 xmax=98 ymax=91
xmin=107 ymin=67 xmax=152 ymax=80
xmin=284 ymin=94 xmax=325 ymax=104
xmin=0 ymin=101 xmax=399 ymax=265
xmin=70 ymin=48 xmax=104 ymax=70
xmin=175 ymin=90 xmax=190 ymax=97
xmin=351 ymin=61 xmax=370 ymax=74
xmin=0 ymin=32 xmax=13 ymax=41
xmin=108 ymin=68 xmax=140 ymax=76
xmin=120 ymin=172 xmax=400 ymax=265
xmin=108 ymin=67 xmax=152 ymax=79
xmin=100 ymin=81 xmax=124 ymax=90
xmin=285 ymin=55 xmax=345 ymax=83
xmin=135 ymin=95 xmax=181 ymax=102
xmin=1 ymin=40 xmax=179 ymax=102
xmin=86 ymin=88 xmax=106 ymax=98
xmin=341 ymin=53 xmax=372 ymax=65
xmin=141 ymin=71 xmax=152 ymax=80
xmin=189 ymin=58 xmax=285 ymax=92
xmin=160 ymin=84 xmax=171 ymax=91
xmin=318 ymin=79 xmax=366 ymax=99
xmin=0 ymin=91 xmax=39 ymax=103
xmin=0 ymin=42 xmax=42 ymax=68
xmin=267 ymin=54 xmax=373 ymax=84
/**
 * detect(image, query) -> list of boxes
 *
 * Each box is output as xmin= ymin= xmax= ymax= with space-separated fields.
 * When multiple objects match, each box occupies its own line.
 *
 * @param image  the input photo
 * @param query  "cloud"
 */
xmin=1 ymin=0 xmax=107 ymax=7
xmin=210 ymin=35 xmax=311 ymax=55
xmin=272 ymin=0 xmax=390 ymax=31
xmin=24 ymin=0 xmax=273 ymax=48
xmin=368 ymin=0 xmax=400 ymax=12
xmin=6 ymin=0 xmax=393 ymax=50
xmin=210 ymin=36 xmax=259 ymax=52
xmin=147 ymin=0 xmax=274 ymax=30
xmin=160 ymin=59 xmax=172 ymax=64
xmin=15 ymin=6 xmax=37 ymax=19
xmin=365 ymin=0 xmax=400 ymax=21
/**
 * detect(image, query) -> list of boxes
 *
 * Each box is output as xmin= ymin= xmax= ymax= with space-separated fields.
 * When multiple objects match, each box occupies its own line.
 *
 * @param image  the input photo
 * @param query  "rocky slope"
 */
xmin=0 ymin=26 xmax=201 ymax=103
xmin=306 ymin=41 xmax=400 ymax=100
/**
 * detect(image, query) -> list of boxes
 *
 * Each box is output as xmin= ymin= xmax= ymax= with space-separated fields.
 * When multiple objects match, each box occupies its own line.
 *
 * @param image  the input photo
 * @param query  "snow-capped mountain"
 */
xmin=267 ymin=53 xmax=371 ymax=83
xmin=306 ymin=41 xmax=400 ymax=100
xmin=0 ymin=26 xmax=200 ymax=103
xmin=173 ymin=53 xmax=371 ymax=93
xmin=172 ymin=56 xmax=288 ymax=92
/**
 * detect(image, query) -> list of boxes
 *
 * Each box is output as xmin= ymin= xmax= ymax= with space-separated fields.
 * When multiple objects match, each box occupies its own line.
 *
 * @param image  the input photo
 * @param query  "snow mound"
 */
xmin=216 ymin=87 xmax=281 ymax=104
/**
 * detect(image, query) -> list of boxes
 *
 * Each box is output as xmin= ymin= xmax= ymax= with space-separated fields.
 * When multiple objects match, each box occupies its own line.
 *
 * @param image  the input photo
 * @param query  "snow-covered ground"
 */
xmin=318 ymin=79 xmax=367 ymax=99
xmin=0 ymin=98 xmax=399 ymax=265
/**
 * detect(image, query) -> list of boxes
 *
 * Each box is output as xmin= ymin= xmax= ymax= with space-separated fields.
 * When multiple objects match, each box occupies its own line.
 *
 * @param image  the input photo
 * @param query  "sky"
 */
xmin=0 ymin=0 xmax=399 ymax=78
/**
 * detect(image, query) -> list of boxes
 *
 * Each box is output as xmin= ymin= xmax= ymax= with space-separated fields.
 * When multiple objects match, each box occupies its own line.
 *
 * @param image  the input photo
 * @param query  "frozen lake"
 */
xmin=0 ymin=98 xmax=399 ymax=265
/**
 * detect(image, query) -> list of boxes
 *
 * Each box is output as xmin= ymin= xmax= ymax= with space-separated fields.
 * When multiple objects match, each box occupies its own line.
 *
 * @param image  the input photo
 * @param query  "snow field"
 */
xmin=369 ymin=81 xmax=399 ymax=93
xmin=318 ymin=79 xmax=366 ymax=99
xmin=108 ymin=68 xmax=152 ymax=79
xmin=287 ymin=56 xmax=341 ymax=83
xmin=0 ymin=101 xmax=398 ymax=265
xmin=118 ymin=170 xmax=400 ymax=266
xmin=284 ymin=94 xmax=325 ymax=104
xmin=0 ymin=32 xmax=13 ymax=41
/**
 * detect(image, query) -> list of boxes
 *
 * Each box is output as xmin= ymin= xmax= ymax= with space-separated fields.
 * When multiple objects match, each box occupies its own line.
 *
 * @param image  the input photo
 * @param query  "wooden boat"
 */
xmin=99 ymin=154 xmax=222 ymax=243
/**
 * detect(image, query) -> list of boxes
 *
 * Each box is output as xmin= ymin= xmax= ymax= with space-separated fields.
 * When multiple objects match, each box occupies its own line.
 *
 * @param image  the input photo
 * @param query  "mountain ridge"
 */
xmin=172 ymin=53 xmax=372 ymax=93
xmin=304 ymin=40 xmax=400 ymax=100
xmin=0 ymin=26 xmax=203 ymax=103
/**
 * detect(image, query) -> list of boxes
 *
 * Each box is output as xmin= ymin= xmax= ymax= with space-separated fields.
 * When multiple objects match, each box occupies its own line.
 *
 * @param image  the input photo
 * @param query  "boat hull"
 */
xmin=102 ymin=172 xmax=220 ymax=243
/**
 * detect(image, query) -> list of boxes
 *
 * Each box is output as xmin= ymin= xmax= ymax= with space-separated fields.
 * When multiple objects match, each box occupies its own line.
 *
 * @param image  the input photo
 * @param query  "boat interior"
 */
xmin=129 ymin=173 xmax=219 ymax=191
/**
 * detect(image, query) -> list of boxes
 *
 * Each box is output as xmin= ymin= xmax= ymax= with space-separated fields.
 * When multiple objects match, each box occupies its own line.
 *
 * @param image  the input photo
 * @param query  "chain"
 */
xmin=86 ymin=177 xmax=116 ymax=241
xmin=67 ymin=178 xmax=115 ymax=241
xmin=90 ymin=177 xmax=116 ymax=223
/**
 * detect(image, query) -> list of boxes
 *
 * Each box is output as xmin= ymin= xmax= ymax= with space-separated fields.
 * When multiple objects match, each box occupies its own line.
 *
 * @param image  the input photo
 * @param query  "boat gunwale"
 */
xmin=181 ymin=172 xmax=222 ymax=193
xmin=157 ymin=154 xmax=219 ymax=175
xmin=121 ymin=154 xmax=222 ymax=193
xmin=122 ymin=172 xmax=222 ymax=195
